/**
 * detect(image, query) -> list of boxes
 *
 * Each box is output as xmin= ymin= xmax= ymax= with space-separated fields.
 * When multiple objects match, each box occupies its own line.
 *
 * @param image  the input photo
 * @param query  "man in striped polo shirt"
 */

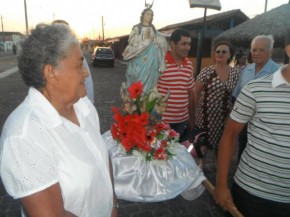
xmin=157 ymin=29 xmax=194 ymax=142
xmin=214 ymin=29 xmax=290 ymax=217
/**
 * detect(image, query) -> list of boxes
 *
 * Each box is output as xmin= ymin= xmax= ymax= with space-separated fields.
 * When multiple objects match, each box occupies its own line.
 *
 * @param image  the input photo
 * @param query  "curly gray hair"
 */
xmin=18 ymin=23 xmax=79 ymax=89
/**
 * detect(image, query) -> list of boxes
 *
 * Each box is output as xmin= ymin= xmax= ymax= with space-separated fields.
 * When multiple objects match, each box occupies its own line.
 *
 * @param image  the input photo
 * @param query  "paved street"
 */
xmin=0 ymin=52 xmax=17 ymax=74
xmin=0 ymin=51 xmax=238 ymax=217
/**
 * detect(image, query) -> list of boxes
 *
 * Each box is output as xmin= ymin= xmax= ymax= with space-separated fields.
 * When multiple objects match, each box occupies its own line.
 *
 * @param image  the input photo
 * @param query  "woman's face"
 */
xmin=54 ymin=45 xmax=88 ymax=103
xmin=143 ymin=10 xmax=153 ymax=24
xmin=214 ymin=44 xmax=231 ymax=63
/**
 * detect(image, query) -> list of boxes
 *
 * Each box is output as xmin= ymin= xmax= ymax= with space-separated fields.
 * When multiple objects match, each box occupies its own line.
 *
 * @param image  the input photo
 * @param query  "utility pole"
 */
xmin=264 ymin=0 xmax=268 ymax=12
xmin=1 ymin=15 xmax=4 ymax=42
xmin=195 ymin=8 xmax=207 ymax=78
xmin=102 ymin=16 xmax=105 ymax=42
xmin=24 ymin=0 xmax=29 ymax=35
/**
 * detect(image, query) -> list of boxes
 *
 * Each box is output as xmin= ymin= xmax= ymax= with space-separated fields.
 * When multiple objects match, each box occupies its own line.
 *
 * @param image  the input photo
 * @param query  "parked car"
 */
xmin=92 ymin=47 xmax=115 ymax=67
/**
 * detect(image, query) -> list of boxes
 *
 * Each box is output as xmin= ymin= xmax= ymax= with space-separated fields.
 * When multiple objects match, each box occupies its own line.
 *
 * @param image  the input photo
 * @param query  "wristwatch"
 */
xmin=113 ymin=202 xmax=120 ymax=209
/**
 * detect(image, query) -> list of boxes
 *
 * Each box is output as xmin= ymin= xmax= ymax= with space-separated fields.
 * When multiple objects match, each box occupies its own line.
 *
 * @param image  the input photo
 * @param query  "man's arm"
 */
xmin=213 ymin=118 xmax=245 ymax=211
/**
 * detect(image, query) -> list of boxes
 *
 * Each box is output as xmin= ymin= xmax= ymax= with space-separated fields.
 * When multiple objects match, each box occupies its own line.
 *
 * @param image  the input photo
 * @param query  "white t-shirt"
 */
xmin=0 ymin=87 xmax=113 ymax=217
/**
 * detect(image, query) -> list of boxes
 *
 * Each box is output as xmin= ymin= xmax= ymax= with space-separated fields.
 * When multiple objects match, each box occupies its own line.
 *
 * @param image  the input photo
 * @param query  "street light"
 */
xmin=188 ymin=0 xmax=221 ymax=76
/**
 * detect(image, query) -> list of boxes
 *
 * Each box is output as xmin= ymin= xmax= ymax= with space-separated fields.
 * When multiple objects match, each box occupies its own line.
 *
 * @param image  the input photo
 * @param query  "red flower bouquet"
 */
xmin=111 ymin=81 xmax=179 ymax=161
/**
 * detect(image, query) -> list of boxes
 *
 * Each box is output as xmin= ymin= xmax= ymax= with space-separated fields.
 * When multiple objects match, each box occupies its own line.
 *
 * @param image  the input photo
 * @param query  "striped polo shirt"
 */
xmin=157 ymin=51 xmax=194 ymax=123
xmin=231 ymin=65 xmax=290 ymax=203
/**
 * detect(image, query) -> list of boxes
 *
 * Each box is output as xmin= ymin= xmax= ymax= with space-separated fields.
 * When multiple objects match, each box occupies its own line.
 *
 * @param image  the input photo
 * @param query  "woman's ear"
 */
xmin=43 ymin=64 xmax=57 ymax=85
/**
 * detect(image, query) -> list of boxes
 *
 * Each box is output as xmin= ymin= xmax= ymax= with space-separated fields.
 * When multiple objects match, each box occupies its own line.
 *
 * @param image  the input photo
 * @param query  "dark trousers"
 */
xmin=226 ymin=182 xmax=290 ymax=217
xmin=169 ymin=121 xmax=188 ymax=143
xmin=238 ymin=124 xmax=247 ymax=162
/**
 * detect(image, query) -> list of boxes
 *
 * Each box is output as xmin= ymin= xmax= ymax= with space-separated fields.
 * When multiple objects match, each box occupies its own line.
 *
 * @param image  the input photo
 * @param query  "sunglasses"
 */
xmin=215 ymin=49 xmax=229 ymax=54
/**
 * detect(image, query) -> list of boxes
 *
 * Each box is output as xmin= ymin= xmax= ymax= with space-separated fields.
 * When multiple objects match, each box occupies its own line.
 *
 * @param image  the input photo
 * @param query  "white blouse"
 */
xmin=0 ymin=88 xmax=113 ymax=217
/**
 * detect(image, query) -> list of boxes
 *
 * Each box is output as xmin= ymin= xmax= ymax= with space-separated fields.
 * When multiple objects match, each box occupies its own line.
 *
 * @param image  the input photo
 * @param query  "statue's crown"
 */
xmin=145 ymin=0 xmax=154 ymax=9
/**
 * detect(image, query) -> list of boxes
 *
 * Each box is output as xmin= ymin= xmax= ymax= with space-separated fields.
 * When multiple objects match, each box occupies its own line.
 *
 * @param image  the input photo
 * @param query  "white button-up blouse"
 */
xmin=0 ymin=87 xmax=113 ymax=217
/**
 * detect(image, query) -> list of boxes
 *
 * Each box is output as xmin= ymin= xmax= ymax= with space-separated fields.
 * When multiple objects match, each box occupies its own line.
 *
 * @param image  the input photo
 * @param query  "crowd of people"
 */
xmin=0 ymin=5 xmax=289 ymax=217
xmin=214 ymin=30 xmax=290 ymax=217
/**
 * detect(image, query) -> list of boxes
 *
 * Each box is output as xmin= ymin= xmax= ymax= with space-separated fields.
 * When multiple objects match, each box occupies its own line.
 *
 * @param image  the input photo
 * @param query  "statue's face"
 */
xmin=143 ymin=10 xmax=153 ymax=24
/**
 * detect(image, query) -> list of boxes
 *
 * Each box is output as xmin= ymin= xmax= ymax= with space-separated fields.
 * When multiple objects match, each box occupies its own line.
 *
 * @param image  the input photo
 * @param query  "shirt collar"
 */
xmin=27 ymin=87 xmax=91 ymax=129
xmin=272 ymin=65 xmax=290 ymax=88
xmin=165 ymin=51 xmax=188 ymax=65
xmin=245 ymin=59 xmax=277 ymax=73
xmin=260 ymin=58 xmax=276 ymax=73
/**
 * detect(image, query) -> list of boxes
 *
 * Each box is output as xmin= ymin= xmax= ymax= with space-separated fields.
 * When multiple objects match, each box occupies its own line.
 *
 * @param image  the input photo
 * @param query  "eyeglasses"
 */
xmin=215 ymin=49 xmax=229 ymax=54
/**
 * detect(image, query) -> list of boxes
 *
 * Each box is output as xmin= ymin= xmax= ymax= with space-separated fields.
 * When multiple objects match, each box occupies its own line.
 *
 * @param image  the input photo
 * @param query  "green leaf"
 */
xmin=146 ymin=98 xmax=158 ymax=113
xmin=166 ymin=150 xmax=175 ymax=157
xmin=136 ymin=96 xmax=142 ymax=115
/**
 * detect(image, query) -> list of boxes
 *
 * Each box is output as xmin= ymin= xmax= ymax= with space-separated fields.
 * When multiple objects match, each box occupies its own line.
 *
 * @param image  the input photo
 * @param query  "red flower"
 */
xmin=128 ymin=81 xmax=143 ymax=99
xmin=137 ymin=142 xmax=152 ymax=152
xmin=160 ymin=140 xmax=167 ymax=147
xmin=154 ymin=147 xmax=167 ymax=160
xmin=155 ymin=123 xmax=170 ymax=134
xmin=111 ymin=81 xmax=178 ymax=161
xmin=138 ymin=112 xmax=149 ymax=125
xmin=169 ymin=129 xmax=179 ymax=138
xmin=146 ymin=130 xmax=156 ymax=143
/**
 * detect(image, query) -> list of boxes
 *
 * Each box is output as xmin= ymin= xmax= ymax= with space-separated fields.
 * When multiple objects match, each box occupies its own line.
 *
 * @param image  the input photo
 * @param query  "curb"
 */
xmin=0 ymin=67 xmax=18 ymax=79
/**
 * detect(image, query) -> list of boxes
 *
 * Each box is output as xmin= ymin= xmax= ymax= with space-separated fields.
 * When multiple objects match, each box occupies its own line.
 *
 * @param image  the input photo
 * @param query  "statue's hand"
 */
xmin=144 ymin=28 xmax=151 ymax=40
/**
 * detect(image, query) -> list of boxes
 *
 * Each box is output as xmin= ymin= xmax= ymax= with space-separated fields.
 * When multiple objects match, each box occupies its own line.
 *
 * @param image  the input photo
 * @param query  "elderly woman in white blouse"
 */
xmin=0 ymin=23 xmax=117 ymax=217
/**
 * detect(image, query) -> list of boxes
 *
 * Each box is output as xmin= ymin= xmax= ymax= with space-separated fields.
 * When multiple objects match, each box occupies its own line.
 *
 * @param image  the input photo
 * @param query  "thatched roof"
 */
xmin=106 ymin=9 xmax=248 ymax=42
xmin=159 ymin=9 xmax=248 ymax=32
xmin=215 ymin=3 xmax=290 ymax=48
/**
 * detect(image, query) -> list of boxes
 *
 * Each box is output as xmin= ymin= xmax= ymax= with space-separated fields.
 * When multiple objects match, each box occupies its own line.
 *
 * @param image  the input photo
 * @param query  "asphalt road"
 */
xmin=0 ymin=51 xmax=238 ymax=217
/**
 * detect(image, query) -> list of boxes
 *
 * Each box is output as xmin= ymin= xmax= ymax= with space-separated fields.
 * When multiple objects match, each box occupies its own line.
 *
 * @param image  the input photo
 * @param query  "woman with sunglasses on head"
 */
xmin=194 ymin=39 xmax=240 ymax=166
